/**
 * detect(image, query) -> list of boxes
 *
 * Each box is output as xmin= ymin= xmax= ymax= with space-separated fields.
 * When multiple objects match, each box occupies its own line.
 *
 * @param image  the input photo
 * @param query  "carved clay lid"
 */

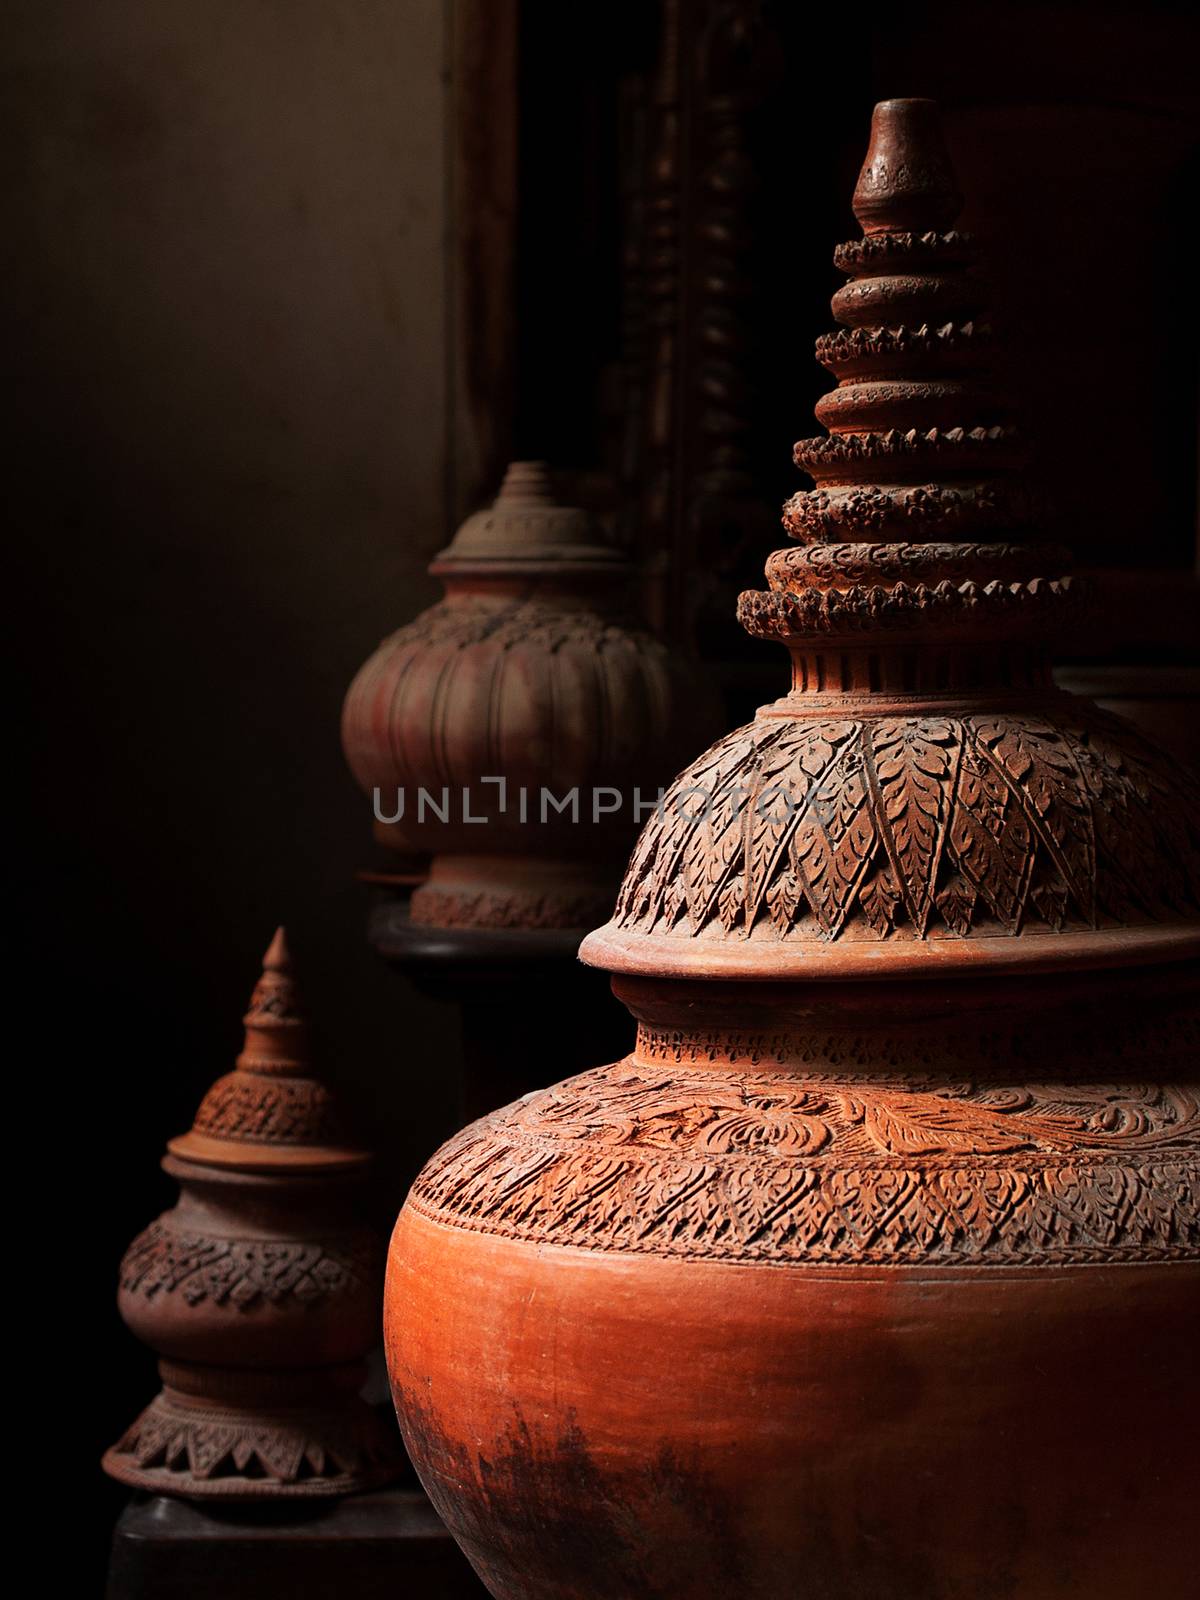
xmin=168 ymin=928 xmax=369 ymax=1173
xmin=580 ymin=99 xmax=1200 ymax=983
xmin=431 ymin=461 xmax=626 ymax=577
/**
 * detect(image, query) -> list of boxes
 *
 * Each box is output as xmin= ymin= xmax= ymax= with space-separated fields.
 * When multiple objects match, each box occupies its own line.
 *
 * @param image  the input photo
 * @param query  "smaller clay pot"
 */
xmin=102 ymin=928 xmax=401 ymax=1499
xmin=342 ymin=461 xmax=717 ymax=931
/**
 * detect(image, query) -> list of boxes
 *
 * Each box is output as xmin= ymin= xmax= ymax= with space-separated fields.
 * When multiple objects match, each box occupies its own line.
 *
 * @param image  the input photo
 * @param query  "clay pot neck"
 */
xmin=157 ymin=1356 xmax=371 ymax=1408
xmin=610 ymin=965 xmax=1198 ymax=1083
xmin=157 ymin=1359 xmax=369 ymax=1410
xmin=159 ymin=1154 xmax=366 ymax=1232
xmin=783 ymin=643 xmax=1055 ymax=701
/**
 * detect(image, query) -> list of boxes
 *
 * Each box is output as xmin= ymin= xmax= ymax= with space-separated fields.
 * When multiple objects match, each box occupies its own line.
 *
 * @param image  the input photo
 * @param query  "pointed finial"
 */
xmin=241 ymin=926 xmax=308 ymax=1060
xmin=852 ymin=97 xmax=962 ymax=235
xmin=735 ymin=92 xmax=1067 ymax=657
xmin=262 ymin=924 xmax=292 ymax=973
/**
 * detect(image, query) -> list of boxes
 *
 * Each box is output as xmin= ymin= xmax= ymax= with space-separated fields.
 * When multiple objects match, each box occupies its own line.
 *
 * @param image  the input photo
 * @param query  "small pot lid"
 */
xmin=431 ymin=461 xmax=627 ymax=576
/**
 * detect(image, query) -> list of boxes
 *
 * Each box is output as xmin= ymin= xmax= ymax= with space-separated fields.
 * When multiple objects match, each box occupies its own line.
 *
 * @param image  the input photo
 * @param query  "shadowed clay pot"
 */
xmin=383 ymin=100 xmax=1200 ymax=1598
xmin=104 ymin=929 xmax=401 ymax=1499
xmin=341 ymin=460 xmax=717 ymax=932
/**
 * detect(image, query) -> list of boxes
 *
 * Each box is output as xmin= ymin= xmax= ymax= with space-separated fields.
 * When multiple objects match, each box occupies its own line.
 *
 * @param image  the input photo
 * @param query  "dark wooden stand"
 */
xmin=368 ymin=893 xmax=633 ymax=1119
xmin=107 ymin=1487 xmax=488 ymax=1600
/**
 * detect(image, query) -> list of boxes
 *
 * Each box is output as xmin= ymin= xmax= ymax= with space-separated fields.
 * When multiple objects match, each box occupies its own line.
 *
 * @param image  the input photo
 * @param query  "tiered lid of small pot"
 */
xmin=170 ymin=925 xmax=368 ymax=1172
xmin=431 ymin=460 xmax=625 ymax=573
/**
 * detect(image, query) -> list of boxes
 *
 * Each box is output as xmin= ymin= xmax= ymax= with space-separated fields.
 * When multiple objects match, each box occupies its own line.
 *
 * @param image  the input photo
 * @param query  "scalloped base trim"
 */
xmin=103 ymin=1387 xmax=402 ymax=1500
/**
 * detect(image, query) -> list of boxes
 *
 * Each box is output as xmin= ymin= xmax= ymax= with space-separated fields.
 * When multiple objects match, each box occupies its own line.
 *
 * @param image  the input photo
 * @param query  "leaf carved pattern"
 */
xmin=611 ymin=710 xmax=1200 ymax=940
xmin=407 ymin=1060 xmax=1200 ymax=1266
xmin=617 ymin=725 xmax=753 ymax=929
xmin=968 ymin=717 xmax=1095 ymax=922
xmin=866 ymin=719 xmax=960 ymax=934
xmin=792 ymin=737 xmax=875 ymax=936
xmin=1067 ymin=710 xmax=1200 ymax=922
xmin=946 ymin=738 xmax=1033 ymax=930
xmin=745 ymin=722 xmax=856 ymax=929
xmin=842 ymin=1091 xmax=1033 ymax=1155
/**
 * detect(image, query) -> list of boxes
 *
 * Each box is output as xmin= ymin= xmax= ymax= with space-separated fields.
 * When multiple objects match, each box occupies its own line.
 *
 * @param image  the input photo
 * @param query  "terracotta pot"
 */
xmin=342 ymin=461 xmax=717 ymax=931
xmin=104 ymin=929 xmax=401 ymax=1499
xmin=383 ymin=101 xmax=1200 ymax=1597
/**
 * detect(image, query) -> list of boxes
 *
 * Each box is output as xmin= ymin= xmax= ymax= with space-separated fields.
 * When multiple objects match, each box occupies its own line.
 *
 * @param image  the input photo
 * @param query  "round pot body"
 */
xmin=342 ymin=580 xmax=718 ymax=930
xmin=342 ymin=585 xmax=688 ymax=859
xmin=385 ymin=965 xmax=1199 ymax=1599
xmin=118 ymin=1162 xmax=381 ymax=1370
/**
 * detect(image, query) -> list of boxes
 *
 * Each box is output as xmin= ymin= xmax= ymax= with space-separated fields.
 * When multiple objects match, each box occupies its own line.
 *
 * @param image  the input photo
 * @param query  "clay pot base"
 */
xmin=103 ymin=1364 xmax=399 ymax=1500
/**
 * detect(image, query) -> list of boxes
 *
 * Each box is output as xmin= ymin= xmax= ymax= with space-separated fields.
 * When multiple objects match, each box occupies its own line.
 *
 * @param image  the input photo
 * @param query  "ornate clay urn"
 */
xmin=341 ymin=460 xmax=714 ymax=932
xmin=103 ymin=929 xmax=401 ymax=1498
xmin=383 ymin=100 xmax=1200 ymax=1597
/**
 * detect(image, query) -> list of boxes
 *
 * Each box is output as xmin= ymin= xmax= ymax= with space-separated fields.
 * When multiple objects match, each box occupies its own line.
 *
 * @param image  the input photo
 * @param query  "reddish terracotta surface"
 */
xmin=391 ymin=1224 xmax=1194 ymax=1598
xmin=384 ymin=101 xmax=1200 ymax=1596
xmin=341 ymin=461 xmax=717 ymax=931
xmin=104 ymin=929 xmax=401 ymax=1499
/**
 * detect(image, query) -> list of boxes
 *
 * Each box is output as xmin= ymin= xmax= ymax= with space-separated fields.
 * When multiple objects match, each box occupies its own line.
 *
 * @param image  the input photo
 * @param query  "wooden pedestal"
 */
xmin=107 ymin=1488 xmax=488 ymax=1600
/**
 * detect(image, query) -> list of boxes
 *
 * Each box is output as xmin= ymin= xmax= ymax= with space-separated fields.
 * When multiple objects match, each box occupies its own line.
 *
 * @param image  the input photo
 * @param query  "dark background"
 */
xmin=4 ymin=0 xmax=1196 ymax=1585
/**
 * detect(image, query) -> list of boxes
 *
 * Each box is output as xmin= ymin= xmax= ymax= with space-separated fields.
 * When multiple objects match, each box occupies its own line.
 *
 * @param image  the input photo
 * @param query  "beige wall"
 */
xmin=7 ymin=0 xmax=465 ymax=1379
